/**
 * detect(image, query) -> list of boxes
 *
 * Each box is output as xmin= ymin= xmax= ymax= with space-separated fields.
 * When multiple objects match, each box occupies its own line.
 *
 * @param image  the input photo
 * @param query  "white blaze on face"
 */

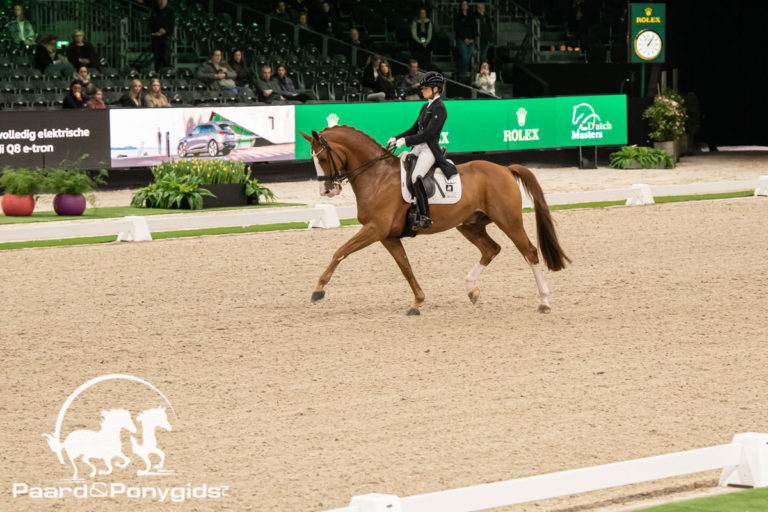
xmin=312 ymin=152 xmax=326 ymax=196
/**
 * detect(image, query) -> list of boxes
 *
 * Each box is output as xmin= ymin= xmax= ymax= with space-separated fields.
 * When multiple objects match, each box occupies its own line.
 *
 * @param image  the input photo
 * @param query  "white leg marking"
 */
xmin=465 ymin=263 xmax=486 ymax=293
xmin=529 ymin=263 xmax=551 ymax=307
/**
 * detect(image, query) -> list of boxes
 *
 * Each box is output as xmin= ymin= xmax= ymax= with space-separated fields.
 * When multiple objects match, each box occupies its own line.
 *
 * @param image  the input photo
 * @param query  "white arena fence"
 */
xmin=322 ymin=432 xmax=768 ymax=512
xmin=1 ymin=177 xmax=766 ymax=244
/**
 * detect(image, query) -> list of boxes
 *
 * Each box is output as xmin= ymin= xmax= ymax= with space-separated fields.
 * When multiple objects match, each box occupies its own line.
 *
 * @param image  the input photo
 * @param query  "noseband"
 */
xmin=313 ymin=132 xmax=396 ymax=186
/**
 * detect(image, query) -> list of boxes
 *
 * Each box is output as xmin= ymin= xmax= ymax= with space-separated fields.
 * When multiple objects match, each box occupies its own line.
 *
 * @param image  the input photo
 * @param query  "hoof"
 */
xmin=310 ymin=290 xmax=325 ymax=302
xmin=537 ymin=304 xmax=551 ymax=314
xmin=468 ymin=287 xmax=480 ymax=304
xmin=406 ymin=308 xmax=421 ymax=316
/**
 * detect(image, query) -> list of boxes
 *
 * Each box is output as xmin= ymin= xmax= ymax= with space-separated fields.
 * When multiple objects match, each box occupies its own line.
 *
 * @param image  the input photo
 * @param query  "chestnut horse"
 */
xmin=301 ymin=125 xmax=570 ymax=315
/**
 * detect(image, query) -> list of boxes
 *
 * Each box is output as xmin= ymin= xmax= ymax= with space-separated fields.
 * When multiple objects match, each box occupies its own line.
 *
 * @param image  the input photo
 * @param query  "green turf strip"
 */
xmin=0 ymin=191 xmax=758 ymax=250
xmin=635 ymin=487 xmax=768 ymax=511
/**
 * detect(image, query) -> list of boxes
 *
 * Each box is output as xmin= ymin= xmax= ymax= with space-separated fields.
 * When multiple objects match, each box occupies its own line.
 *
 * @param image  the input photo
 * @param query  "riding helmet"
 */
xmin=419 ymin=71 xmax=444 ymax=89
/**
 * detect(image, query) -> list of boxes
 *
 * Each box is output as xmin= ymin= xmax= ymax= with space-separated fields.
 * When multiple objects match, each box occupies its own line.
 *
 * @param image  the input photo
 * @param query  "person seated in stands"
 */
xmin=400 ymin=59 xmax=424 ymax=101
xmin=86 ymin=88 xmax=106 ymax=109
xmin=7 ymin=4 xmax=36 ymax=48
xmin=120 ymin=79 xmax=147 ymax=107
xmin=361 ymin=53 xmax=382 ymax=89
xmin=66 ymin=29 xmax=100 ymax=69
xmin=410 ymin=8 xmax=433 ymax=65
xmin=229 ymin=50 xmax=255 ymax=89
xmin=196 ymin=49 xmax=238 ymax=91
xmin=273 ymin=1 xmax=291 ymax=22
xmin=313 ymin=1 xmax=337 ymax=36
xmin=145 ymin=78 xmax=170 ymax=107
xmin=275 ymin=63 xmax=312 ymax=102
xmin=346 ymin=27 xmax=366 ymax=47
xmin=473 ymin=60 xmax=496 ymax=97
xmin=372 ymin=60 xmax=401 ymax=101
xmin=297 ymin=12 xmax=310 ymax=29
xmin=73 ymin=66 xmax=96 ymax=96
xmin=35 ymin=34 xmax=76 ymax=78
xmin=255 ymin=65 xmax=285 ymax=103
xmin=62 ymin=80 xmax=87 ymax=109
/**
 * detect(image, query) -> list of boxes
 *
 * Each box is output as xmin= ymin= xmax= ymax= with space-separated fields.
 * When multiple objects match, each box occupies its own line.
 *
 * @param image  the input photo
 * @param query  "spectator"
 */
xmin=255 ymin=65 xmax=284 ymax=103
xmin=373 ymin=60 xmax=400 ymax=101
xmin=73 ymin=66 xmax=96 ymax=95
xmin=62 ymin=80 xmax=87 ymax=109
xmin=86 ymin=88 xmax=106 ymax=109
xmin=66 ymin=29 xmax=99 ymax=69
xmin=148 ymin=0 xmax=175 ymax=71
xmin=346 ymin=27 xmax=366 ymax=47
xmin=196 ymin=50 xmax=238 ymax=91
xmin=567 ymin=0 xmax=587 ymax=48
xmin=410 ymin=8 xmax=433 ymax=65
xmin=290 ymin=0 xmax=309 ymax=21
xmin=35 ymin=34 xmax=76 ymax=78
xmin=473 ymin=60 xmax=496 ymax=97
xmin=7 ymin=4 xmax=36 ymax=48
xmin=361 ymin=53 xmax=382 ymax=89
xmin=475 ymin=3 xmax=493 ymax=63
xmin=120 ymin=79 xmax=147 ymax=107
xmin=400 ymin=59 xmax=424 ymax=101
xmin=145 ymin=78 xmax=170 ymax=107
xmin=297 ymin=12 xmax=310 ymax=29
xmin=229 ymin=50 xmax=255 ymax=88
xmin=273 ymin=1 xmax=291 ymax=22
xmin=454 ymin=0 xmax=476 ymax=79
xmin=314 ymin=1 xmax=337 ymax=35
xmin=275 ymin=63 xmax=313 ymax=102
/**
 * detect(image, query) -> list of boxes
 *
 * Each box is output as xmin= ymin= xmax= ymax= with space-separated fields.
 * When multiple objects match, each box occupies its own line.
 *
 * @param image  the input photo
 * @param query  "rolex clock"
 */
xmin=629 ymin=3 xmax=665 ymax=63
xmin=634 ymin=29 xmax=662 ymax=60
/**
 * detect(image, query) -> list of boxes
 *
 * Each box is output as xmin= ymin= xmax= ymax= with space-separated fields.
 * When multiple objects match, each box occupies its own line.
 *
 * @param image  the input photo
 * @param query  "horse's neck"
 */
xmin=342 ymin=145 xmax=399 ymax=197
xmin=100 ymin=422 xmax=123 ymax=439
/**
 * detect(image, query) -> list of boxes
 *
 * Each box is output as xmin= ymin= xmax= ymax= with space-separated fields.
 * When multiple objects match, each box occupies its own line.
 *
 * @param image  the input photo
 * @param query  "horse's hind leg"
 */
xmin=380 ymin=237 xmax=425 ymax=315
xmin=312 ymin=224 xmax=381 ymax=302
xmin=456 ymin=214 xmax=501 ymax=304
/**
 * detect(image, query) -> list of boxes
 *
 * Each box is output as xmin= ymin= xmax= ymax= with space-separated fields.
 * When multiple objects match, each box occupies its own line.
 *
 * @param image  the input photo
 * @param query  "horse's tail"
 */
xmin=508 ymin=164 xmax=571 ymax=271
xmin=42 ymin=433 xmax=65 ymax=464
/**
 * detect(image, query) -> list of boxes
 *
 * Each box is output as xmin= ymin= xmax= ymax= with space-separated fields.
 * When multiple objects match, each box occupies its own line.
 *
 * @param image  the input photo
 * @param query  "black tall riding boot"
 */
xmin=413 ymin=176 xmax=432 ymax=229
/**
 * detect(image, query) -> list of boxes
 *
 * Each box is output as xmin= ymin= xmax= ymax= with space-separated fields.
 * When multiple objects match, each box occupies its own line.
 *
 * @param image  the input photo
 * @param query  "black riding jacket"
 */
xmin=395 ymin=96 xmax=457 ymax=178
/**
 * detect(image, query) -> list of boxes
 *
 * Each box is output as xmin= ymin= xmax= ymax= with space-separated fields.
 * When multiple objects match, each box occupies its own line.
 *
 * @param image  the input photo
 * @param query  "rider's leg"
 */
xmin=410 ymin=144 xmax=435 ymax=229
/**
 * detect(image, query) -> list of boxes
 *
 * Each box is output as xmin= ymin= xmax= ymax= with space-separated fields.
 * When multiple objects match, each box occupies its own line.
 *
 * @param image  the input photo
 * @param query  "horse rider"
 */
xmin=388 ymin=71 xmax=457 ymax=230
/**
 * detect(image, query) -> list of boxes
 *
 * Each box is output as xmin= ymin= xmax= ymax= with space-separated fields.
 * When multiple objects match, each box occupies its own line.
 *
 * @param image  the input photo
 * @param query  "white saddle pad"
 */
xmin=400 ymin=153 xmax=462 ymax=205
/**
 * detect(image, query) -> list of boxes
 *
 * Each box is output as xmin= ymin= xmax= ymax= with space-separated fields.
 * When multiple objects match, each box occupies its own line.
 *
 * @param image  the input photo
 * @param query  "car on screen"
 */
xmin=177 ymin=122 xmax=236 ymax=158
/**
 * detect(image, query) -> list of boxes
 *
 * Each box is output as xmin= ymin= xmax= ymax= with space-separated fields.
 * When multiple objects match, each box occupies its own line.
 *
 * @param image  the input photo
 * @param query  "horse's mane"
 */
xmin=321 ymin=124 xmax=396 ymax=158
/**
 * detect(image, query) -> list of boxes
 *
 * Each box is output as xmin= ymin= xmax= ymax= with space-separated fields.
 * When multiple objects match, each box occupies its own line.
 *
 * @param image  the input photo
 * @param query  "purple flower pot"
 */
xmin=53 ymin=194 xmax=87 ymax=216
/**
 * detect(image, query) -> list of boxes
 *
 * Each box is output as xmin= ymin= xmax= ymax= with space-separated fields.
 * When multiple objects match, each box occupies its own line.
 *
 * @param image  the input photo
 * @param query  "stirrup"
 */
xmin=413 ymin=214 xmax=432 ymax=229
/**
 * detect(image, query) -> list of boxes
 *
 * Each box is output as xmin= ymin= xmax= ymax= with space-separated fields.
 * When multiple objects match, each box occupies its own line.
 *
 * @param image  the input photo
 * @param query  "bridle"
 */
xmin=312 ymin=132 xmax=395 ymax=186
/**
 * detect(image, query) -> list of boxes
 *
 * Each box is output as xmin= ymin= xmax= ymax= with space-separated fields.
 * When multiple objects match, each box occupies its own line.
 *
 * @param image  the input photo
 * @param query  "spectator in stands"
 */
xmin=145 ymin=78 xmax=170 ymax=107
xmin=454 ymin=0 xmax=476 ymax=80
xmin=120 ymin=79 xmax=147 ymax=107
xmin=196 ymin=50 xmax=238 ymax=91
xmin=255 ymin=65 xmax=284 ymax=103
xmin=62 ymin=80 xmax=87 ymax=109
xmin=86 ymin=88 xmax=106 ymax=109
xmin=67 ymin=29 xmax=100 ymax=69
xmin=346 ymin=27 xmax=365 ymax=47
xmin=273 ymin=1 xmax=291 ymax=22
xmin=400 ymin=59 xmax=424 ymax=101
xmin=473 ymin=60 xmax=496 ymax=97
xmin=314 ymin=1 xmax=337 ymax=36
xmin=475 ymin=3 xmax=493 ymax=63
xmin=410 ymin=8 xmax=433 ymax=65
xmin=148 ymin=0 xmax=175 ymax=71
xmin=229 ymin=50 xmax=255 ymax=89
xmin=35 ymin=34 xmax=76 ymax=78
xmin=566 ymin=0 xmax=587 ymax=48
xmin=73 ymin=66 xmax=97 ymax=95
xmin=297 ymin=12 xmax=310 ymax=29
xmin=361 ymin=53 xmax=382 ymax=89
xmin=7 ymin=4 xmax=36 ymax=48
xmin=373 ymin=60 xmax=401 ymax=101
xmin=290 ymin=0 xmax=309 ymax=22
xmin=275 ymin=63 xmax=313 ymax=102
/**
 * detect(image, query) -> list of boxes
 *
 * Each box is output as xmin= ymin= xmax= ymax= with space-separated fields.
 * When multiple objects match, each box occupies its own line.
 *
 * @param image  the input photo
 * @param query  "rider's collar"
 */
xmin=428 ymin=94 xmax=440 ymax=106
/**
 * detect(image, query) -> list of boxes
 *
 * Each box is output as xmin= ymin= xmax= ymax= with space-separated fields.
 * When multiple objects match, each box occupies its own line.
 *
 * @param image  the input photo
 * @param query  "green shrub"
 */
xmin=42 ymin=168 xmax=108 ymax=195
xmin=0 ymin=167 xmax=43 ymax=196
xmin=642 ymin=88 xmax=688 ymax=142
xmin=151 ymin=159 xmax=249 ymax=185
xmin=245 ymin=178 xmax=275 ymax=203
xmin=131 ymin=170 xmax=214 ymax=210
xmin=609 ymin=146 xmax=675 ymax=169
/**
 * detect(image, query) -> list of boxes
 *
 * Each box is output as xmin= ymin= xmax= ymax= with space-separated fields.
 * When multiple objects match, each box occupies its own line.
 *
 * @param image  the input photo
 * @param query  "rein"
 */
xmin=313 ymin=133 xmax=396 ymax=185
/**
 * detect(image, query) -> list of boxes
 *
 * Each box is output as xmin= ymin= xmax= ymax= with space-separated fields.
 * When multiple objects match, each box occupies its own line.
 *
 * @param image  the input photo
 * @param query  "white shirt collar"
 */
xmin=428 ymin=94 xmax=440 ymax=106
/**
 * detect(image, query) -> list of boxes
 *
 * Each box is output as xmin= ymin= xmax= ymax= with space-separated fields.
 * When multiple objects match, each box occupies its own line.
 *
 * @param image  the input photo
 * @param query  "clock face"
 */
xmin=634 ymin=30 xmax=662 ymax=60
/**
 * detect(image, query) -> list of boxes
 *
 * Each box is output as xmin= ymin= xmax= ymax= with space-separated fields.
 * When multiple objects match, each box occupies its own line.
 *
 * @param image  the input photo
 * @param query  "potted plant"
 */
xmin=42 ymin=167 xmax=108 ymax=216
xmin=131 ymin=169 xmax=215 ymax=210
xmin=245 ymin=178 xmax=275 ymax=205
xmin=0 ymin=167 xmax=43 ymax=216
xmin=642 ymin=88 xmax=688 ymax=161
xmin=609 ymin=146 xmax=675 ymax=169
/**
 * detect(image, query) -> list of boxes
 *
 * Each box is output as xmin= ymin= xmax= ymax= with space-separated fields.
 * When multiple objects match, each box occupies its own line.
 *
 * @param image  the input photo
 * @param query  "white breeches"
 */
xmin=410 ymin=143 xmax=435 ymax=183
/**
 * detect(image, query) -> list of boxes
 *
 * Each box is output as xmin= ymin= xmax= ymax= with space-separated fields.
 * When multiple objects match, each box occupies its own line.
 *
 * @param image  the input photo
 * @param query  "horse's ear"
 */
xmin=300 ymin=131 xmax=313 ymax=142
xmin=311 ymin=130 xmax=319 ymax=139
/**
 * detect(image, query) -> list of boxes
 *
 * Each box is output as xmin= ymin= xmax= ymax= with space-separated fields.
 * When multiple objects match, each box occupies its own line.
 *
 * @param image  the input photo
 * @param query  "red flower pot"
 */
xmin=53 ymin=194 xmax=87 ymax=216
xmin=1 ymin=194 xmax=35 ymax=216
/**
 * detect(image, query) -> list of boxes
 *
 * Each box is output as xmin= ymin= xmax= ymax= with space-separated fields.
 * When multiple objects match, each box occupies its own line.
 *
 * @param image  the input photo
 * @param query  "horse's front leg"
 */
xmin=311 ymin=224 xmax=382 ymax=302
xmin=380 ymin=237 xmax=425 ymax=315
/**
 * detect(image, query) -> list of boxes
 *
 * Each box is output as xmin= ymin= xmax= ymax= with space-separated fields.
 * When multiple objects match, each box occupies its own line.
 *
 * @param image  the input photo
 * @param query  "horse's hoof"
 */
xmin=468 ymin=287 xmax=480 ymax=304
xmin=406 ymin=308 xmax=421 ymax=316
xmin=537 ymin=304 xmax=552 ymax=314
xmin=311 ymin=291 xmax=325 ymax=302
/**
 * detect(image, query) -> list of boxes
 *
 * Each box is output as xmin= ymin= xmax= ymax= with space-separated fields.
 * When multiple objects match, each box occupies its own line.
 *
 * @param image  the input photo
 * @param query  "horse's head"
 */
xmin=137 ymin=406 xmax=172 ymax=432
xmin=300 ymin=130 xmax=344 ymax=198
xmin=101 ymin=408 xmax=137 ymax=434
